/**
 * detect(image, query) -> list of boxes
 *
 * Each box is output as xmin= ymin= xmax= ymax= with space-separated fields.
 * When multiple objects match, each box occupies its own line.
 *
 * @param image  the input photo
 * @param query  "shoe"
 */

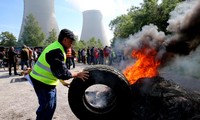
xmin=9 ymin=73 xmax=12 ymax=76
xmin=14 ymin=73 xmax=20 ymax=75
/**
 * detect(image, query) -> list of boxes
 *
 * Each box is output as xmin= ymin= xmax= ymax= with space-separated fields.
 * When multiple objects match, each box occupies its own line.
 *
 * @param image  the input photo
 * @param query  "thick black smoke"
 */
xmin=165 ymin=0 xmax=200 ymax=55
xmin=122 ymin=0 xmax=200 ymax=58
xmin=113 ymin=0 xmax=200 ymax=81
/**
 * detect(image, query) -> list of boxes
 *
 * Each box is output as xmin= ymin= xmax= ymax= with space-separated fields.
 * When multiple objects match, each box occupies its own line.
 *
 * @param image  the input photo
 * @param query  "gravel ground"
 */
xmin=0 ymin=63 xmax=88 ymax=120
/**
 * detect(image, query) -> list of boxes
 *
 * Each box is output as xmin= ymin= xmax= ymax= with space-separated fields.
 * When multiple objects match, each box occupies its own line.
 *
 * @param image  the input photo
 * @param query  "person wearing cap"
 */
xmin=29 ymin=28 xmax=89 ymax=120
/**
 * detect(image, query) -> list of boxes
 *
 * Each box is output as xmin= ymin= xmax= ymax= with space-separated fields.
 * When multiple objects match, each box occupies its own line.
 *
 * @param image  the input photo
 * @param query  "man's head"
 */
xmin=22 ymin=44 xmax=27 ymax=49
xmin=58 ymin=29 xmax=75 ymax=49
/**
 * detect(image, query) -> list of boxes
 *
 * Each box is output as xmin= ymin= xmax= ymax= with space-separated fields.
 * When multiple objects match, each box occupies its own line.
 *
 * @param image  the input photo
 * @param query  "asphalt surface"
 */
xmin=0 ymin=63 xmax=89 ymax=120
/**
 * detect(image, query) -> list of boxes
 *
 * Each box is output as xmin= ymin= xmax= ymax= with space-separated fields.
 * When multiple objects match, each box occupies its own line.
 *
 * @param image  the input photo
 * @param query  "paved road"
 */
xmin=1 ymin=62 xmax=200 ymax=120
xmin=0 ymin=63 xmax=89 ymax=120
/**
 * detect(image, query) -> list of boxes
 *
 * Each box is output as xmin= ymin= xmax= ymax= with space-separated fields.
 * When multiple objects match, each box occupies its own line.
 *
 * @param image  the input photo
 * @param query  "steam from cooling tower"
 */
xmin=19 ymin=0 xmax=59 ymax=39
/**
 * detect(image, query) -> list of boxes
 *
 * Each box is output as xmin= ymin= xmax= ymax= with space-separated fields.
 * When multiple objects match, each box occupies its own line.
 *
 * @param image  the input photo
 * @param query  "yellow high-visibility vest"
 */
xmin=30 ymin=41 xmax=66 ymax=85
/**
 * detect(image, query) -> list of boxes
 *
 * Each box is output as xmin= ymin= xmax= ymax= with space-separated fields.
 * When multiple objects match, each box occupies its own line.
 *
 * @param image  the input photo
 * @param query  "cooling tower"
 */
xmin=19 ymin=0 xmax=59 ymax=40
xmin=80 ymin=10 xmax=110 ymax=46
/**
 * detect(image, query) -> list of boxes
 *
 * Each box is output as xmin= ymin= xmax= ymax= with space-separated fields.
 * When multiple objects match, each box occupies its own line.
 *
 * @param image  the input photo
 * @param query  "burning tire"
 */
xmin=68 ymin=65 xmax=132 ymax=120
xmin=130 ymin=76 xmax=200 ymax=120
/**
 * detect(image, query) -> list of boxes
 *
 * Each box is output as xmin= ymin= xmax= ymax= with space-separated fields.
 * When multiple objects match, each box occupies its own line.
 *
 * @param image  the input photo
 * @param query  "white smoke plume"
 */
xmin=162 ymin=0 xmax=200 ymax=79
xmin=166 ymin=0 xmax=199 ymax=33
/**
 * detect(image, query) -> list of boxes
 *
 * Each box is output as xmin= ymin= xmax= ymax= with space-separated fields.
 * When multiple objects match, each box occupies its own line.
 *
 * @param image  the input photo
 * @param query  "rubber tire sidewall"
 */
xmin=68 ymin=65 xmax=132 ymax=120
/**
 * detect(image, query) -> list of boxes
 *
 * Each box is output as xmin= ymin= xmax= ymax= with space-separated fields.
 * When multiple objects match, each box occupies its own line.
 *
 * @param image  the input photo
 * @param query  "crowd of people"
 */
xmin=0 ymin=43 xmax=125 ymax=76
xmin=64 ymin=45 xmax=125 ymax=71
xmin=76 ymin=45 xmax=125 ymax=66
xmin=0 ymin=45 xmax=42 ymax=75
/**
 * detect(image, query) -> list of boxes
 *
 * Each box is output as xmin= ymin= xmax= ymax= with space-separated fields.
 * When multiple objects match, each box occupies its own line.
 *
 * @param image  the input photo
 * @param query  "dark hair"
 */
xmin=58 ymin=29 xmax=75 ymax=42
xmin=9 ymin=46 xmax=14 ymax=52
xmin=22 ymin=44 xmax=27 ymax=48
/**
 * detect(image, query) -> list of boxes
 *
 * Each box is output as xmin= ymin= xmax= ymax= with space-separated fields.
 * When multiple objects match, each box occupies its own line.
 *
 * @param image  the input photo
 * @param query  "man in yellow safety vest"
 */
xmin=29 ymin=29 xmax=89 ymax=120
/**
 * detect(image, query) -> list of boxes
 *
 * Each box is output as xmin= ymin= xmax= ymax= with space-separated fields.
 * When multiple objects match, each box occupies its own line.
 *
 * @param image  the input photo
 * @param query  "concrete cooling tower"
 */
xmin=80 ymin=10 xmax=110 ymax=46
xmin=19 ymin=0 xmax=59 ymax=40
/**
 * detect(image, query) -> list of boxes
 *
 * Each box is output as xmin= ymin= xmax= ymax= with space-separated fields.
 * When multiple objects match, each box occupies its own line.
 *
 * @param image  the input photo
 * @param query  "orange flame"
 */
xmin=123 ymin=48 xmax=160 ymax=85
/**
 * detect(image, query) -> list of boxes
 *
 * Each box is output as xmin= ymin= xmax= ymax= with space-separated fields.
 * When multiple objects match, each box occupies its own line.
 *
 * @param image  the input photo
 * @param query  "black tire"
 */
xmin=68 ymin=65 xmax=132 ymax=120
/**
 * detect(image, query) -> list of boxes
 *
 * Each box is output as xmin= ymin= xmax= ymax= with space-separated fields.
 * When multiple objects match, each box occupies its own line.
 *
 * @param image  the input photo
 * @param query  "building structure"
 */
xmin=19 ymin=0 xmax=59 ymax=40
xmin=80 ymin=10 xmax=110 ymax=46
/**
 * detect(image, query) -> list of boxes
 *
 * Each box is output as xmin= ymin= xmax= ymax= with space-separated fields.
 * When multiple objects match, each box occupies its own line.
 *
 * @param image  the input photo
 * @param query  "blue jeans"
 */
xmin=32 ymin=78 xmax=57 ymax=120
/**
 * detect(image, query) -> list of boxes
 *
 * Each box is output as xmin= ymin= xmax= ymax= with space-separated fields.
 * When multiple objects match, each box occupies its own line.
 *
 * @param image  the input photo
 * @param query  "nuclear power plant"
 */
xmin=19 ymin=0 xmax=59 ymax=40
xmin=80 ymin=10 xmax=110 ymax=46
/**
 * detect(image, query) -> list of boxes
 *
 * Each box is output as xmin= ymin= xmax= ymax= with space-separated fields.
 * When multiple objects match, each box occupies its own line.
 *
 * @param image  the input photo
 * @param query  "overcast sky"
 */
xmin=0 ymin=0 xmax=143 ymax=41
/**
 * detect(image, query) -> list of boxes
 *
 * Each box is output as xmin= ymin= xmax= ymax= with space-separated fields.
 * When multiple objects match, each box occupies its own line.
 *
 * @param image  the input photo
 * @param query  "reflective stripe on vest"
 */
xmin=30 ymin=41 xmax=66 ymax=85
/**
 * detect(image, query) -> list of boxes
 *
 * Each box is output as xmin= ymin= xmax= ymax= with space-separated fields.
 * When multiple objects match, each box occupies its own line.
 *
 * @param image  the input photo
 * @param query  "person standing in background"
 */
xmin=20 ymin=45 xmax=29 ymax=70
xmin=33 ymin=48 xmax=38 ymax=64
xmin=77 ymin=49 xmax=81 ymax=63
xmin=86 ymin=47 xmax=91 ymax=65
xmin=103 ymin=46 xmax=109 ymax=65
xmin=27 ymin=47 xmax=33 ymax=69
xmin=81 ymin=48 xmax=86 ymax=64
xmin=66 ymin=47 xmax=72 ymax=69
xmin=71 ymin=47 xmax=76 ymax=68
xmin=7 ymin=46 xmax=19 ymax=75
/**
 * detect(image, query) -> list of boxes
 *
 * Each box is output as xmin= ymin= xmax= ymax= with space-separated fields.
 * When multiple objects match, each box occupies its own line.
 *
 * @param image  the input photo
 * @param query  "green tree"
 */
xmin=85 ymin=37 xmax=103 ymax=48
xmin=109 ymin=0 xmax=183 ymax=42
xmin=0 ymin=31 xmax=17 ymax=46
xmin=97 ymin=39 xmax=103 ymax=48
xmin=156 ymin=0 xmax=183 ymax=33
xmin=73 ymin=37 xmax=103 ymax=52
xmin=87 ymin=37 xmax=97 ymax=47
xmin=73 ymin=40 xmax=86 ymax=51
xmin=18 ymin=14 xmax=45 ymax=46
xmin=44 ymin=29 xmax=57 ymax=46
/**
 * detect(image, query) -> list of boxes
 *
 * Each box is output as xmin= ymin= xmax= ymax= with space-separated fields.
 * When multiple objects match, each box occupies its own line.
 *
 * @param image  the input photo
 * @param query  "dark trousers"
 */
xmin=71 ymin=57 xmax=75 ymax=68
xmin=87 ymin=56 xmax=91 ymax=64
xmin=31 ymin=77 xmax=57 ymax=120
xmin=66 ymin=57 xmax=71 ymax=69
xmin=9 ymin=61 xmax=17 ymax=75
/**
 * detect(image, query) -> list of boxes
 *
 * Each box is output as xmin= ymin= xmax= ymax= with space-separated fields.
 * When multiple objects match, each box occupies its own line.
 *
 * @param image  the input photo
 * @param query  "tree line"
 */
xmin=109 ymin=0 xmax=184 ymax=46
xmin=0 ymin=13 xmax=103 ymax=51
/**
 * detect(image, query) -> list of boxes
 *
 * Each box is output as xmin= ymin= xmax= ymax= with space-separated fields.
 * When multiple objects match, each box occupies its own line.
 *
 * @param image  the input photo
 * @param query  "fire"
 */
xmin=123 ymin=48 xmax=160 ymax=85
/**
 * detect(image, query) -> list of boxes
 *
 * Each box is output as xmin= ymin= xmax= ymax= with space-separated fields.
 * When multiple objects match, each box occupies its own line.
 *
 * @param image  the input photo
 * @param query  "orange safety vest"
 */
xmin=66 ymin=48 xmax=72 ymax=58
